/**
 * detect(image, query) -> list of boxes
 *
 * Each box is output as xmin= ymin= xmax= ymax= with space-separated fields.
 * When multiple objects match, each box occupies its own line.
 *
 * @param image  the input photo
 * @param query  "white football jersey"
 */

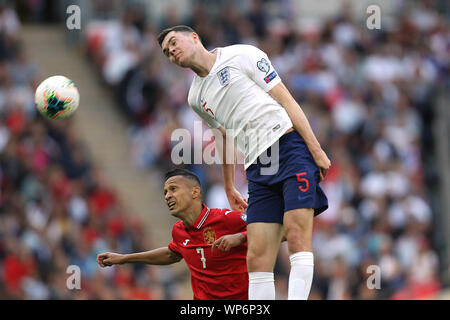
xmin=188 ymin=44 xmax=293 ymax=169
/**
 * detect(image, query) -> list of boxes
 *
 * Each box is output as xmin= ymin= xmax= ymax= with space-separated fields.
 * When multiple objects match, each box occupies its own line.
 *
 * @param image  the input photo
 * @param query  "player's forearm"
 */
xmin=122 ymin=247 xmax=181 ymax=265
xmin=215 ymin=127 xmax=236 ymax=190
xmin=285 ymin=101 xmax=322 ymax=155
xmin=222 ymin=163 xmax=235 ymax=191
xmin=239 ymin=231 xmax=247 ymax=243
xmin=228 ymin=232 xmax=247 ymax=248
xmin=269 ymin=83 xmax=323 ymax=156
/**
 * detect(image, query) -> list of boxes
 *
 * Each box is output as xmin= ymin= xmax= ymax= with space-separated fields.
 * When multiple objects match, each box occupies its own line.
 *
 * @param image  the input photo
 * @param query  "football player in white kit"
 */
xmin=158 ymin=25 xmax=331 ymax=300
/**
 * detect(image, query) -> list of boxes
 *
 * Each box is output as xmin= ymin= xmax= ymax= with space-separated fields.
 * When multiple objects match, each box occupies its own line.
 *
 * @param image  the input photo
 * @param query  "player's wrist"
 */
xmin=119 ymin=254 xmax=128 ymax=264
xmin=224 ymin=184 xmax=236 ymax=193
xmin=310 ymin=145 xmax=325 ymax=158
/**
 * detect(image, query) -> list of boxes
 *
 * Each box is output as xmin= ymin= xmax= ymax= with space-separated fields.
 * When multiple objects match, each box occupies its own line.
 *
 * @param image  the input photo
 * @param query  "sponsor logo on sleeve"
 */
xmin=264 ymin=71 xmax=278 ymax=83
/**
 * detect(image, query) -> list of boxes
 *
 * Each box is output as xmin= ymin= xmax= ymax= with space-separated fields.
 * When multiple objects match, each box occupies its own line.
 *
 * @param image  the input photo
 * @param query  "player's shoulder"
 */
xmin=208 ymin=207 xmax=232 ymax=214
xmin=171 ymin=221 xmax=186 ymax=235
xmin=209 ymin=208 xmax=246 ymax=219
xmin=222 ymin=44 xmax=263 ymax=57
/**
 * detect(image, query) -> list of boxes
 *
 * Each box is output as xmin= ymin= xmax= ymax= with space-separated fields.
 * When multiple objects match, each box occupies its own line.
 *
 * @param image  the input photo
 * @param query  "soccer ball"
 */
xmin=34 ymin=75 xmax=80 ymax=120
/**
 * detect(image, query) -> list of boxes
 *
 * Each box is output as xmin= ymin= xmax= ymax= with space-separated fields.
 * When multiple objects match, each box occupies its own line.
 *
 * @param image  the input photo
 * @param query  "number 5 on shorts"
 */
xmin=296 ymin=172 xmax=310 ymax=192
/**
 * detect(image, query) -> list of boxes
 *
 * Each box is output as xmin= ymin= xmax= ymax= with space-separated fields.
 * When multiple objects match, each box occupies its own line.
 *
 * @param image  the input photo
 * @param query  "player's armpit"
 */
xmin=168 ymin=248 xmax=183 ymax=262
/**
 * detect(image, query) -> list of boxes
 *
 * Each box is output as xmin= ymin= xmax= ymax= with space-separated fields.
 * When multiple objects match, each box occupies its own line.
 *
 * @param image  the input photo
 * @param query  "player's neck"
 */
xmin=190 ymin=49 xmax=217 ymax=77
xmin=181 ymin=202 xmax=204 ymax=227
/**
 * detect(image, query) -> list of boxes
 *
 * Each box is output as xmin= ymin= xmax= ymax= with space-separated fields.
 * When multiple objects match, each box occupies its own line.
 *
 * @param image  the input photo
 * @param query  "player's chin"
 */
xmin=177 ymin=58 xmax=189 ymax=68
xmin=169 ymin=206 xmax=180 ymax=216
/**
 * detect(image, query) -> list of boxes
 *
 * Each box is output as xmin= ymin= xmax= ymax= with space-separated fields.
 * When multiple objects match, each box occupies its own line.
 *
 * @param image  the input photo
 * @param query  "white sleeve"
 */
xmin=238 ymin=45 xmax=282 ymax=92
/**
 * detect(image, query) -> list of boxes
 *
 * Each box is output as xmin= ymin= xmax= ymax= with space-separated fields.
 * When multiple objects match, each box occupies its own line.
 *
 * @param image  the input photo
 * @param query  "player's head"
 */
xmin=163 ymin=168 xmax=202 ymax=218
xmin=158 ymin=25 xmax=202 ymax=67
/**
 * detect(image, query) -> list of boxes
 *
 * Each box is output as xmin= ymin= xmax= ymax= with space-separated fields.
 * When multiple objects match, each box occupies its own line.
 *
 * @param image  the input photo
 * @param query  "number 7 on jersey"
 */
xmin=196 ymin=247 xmax=207 ymax=268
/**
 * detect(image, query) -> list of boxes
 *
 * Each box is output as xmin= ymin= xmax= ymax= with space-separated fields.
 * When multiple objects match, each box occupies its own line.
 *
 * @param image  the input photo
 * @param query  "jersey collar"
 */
xmin=191 ymin=203 xmax=211 ymax=229
xmin=199 ymin=48 xmax=221 ymax=78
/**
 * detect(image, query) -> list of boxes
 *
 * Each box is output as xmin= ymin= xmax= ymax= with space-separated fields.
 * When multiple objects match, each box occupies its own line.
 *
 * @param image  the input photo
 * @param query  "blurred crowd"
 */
xmin=1 ymin=0 xmax=448 ymax=300
xmin=0 ymin=2 xmax=185 ymax=299
xmin=84 ymin=0 xmax=448 ymax=299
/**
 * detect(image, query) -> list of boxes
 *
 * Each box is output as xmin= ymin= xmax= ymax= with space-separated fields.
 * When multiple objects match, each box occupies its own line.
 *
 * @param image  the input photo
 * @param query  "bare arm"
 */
xmin=97 ymin=247 xmax=182 ymax=267
xmin=211 ymin=232 xmax=246 ymax=252
xmin=214 ymin=125 xmax=248 ymax=211
xmin=215 ymin=125 xmax=236 ymax=191
xmin=269 ymin=82 xmax=331 ymax=180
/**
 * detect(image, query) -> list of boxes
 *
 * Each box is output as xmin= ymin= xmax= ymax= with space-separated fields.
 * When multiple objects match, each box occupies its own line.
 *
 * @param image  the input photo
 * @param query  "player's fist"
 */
xmin=312 ymin=149 xmax=331 ymax=181
xmin=97 ymin=252 xmax=125 ymax=267
xmin=225 ymin=187 xmax=248 ymax=212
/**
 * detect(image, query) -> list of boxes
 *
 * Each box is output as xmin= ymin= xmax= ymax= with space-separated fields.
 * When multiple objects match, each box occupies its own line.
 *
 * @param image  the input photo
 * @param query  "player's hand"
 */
xmin=312 ymin=149 xmax=331 ymax=181
xmin=211 ymin=233 xmax=245 ymax=252
xmin=225 ymin=187 xmax=248 ymax=212
xmin=97 ymin=252 xmax=125 ymax=267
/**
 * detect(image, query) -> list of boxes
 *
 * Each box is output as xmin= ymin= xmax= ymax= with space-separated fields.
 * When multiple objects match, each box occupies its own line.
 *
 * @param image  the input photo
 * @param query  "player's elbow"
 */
xmin=167 ymin=249 xmax=183 ymax=264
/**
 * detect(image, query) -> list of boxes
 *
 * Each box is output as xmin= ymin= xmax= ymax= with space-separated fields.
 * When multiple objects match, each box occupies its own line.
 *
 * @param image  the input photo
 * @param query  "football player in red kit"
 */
xmin=97 ymin=169 xmax=248 ymax=300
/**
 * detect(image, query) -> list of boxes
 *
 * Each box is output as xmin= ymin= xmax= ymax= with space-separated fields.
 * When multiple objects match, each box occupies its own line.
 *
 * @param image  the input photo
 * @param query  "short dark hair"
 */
xmin=157 ymin=25 xmax=199 ymax=47
xmin=164 ymin=168 xmax=201 ymax=188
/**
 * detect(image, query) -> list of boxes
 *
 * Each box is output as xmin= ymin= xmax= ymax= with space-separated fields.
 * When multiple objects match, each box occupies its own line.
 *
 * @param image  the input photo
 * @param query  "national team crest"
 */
xmin=203 ymin=227 xmax=216 ymax=244
xmin=217 ymin=67 xmax=231 ymax=86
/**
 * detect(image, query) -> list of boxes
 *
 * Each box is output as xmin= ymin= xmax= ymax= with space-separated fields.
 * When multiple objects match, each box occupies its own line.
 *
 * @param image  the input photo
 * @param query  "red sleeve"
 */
xmin=168 ymin=225 xmax=182 ymax=257
xmin=222 ymin=209 xmax=247 ymax=236
xmin=167 ymin=241 xmax=181 ymax=257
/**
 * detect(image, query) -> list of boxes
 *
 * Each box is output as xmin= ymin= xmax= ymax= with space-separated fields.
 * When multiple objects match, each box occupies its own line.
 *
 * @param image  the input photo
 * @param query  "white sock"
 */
xmin=288 ymin=251 xmax=314 ymax=300
xmin=248 ymin=272 xmax=275 ymax=300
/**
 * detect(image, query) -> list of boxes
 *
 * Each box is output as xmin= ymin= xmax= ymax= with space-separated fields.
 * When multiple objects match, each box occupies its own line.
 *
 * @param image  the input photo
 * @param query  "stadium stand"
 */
xmin=0 ymin=2 xmax=184 ymax=299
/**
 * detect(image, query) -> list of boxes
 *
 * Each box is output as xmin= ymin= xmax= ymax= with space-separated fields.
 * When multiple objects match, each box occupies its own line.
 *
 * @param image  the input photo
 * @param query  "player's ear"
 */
xmin=191 ymin=186 xmax=201 ymax=199
xmin=191 ymin=32 xmax=200 ymax=44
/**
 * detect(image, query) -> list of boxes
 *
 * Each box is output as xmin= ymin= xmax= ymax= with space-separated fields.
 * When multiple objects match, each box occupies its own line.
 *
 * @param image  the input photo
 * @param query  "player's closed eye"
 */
xmin=171 ymin=41 xmax=177 ymax=53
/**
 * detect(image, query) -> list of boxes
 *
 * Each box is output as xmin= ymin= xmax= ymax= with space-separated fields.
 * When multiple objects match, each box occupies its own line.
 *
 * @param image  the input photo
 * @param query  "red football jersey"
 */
xmin=168 ymin=204 xmax=248 ymax=300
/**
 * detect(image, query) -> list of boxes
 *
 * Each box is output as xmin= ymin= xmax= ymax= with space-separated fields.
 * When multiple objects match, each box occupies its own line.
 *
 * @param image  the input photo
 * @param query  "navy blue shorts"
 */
xmin=246 ymin=130 xmax=328 ymax=224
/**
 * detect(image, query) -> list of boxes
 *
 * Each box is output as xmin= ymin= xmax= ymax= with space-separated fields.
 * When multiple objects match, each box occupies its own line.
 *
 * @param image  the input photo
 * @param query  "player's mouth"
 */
xmin=167 ymin=201 xmax=176 ymax=210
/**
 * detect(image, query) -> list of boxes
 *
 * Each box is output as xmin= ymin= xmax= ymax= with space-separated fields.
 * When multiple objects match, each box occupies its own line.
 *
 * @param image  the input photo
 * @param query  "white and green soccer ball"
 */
xmin=34 ymin=75 xmax=80 ymax=120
